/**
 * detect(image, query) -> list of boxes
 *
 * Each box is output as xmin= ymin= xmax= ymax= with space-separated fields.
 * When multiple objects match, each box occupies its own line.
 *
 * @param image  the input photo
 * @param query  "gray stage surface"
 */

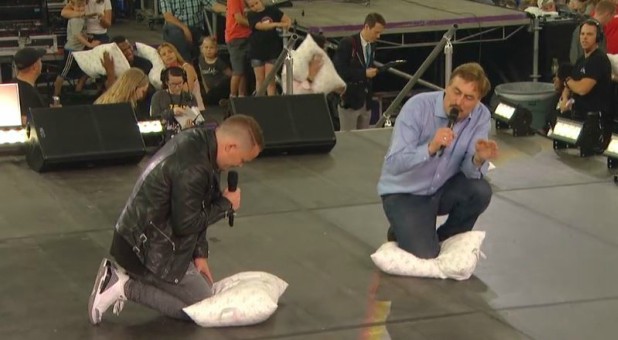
xmin=1 ymin=127 xmax=618 ymax=339
xmin=281 ymin=0 xmax=529 ymax=37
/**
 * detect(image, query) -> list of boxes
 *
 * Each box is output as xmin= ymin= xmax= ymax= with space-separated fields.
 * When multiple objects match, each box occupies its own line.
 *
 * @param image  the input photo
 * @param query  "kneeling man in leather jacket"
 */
xmin=87 ymin=114 xmax=264 ymax=325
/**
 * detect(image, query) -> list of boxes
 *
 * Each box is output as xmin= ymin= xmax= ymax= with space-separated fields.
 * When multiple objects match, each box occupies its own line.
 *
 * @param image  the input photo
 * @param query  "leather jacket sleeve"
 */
xmin=193 ymin=196 xmax=233 ymax=259
xmin=170 ymin=165 xmax=232 ymax=237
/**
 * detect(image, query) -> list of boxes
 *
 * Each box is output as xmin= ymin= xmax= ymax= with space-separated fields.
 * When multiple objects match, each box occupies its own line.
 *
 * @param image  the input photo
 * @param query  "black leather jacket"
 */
xmin=111 ymin=127 xmax=232 ymax=284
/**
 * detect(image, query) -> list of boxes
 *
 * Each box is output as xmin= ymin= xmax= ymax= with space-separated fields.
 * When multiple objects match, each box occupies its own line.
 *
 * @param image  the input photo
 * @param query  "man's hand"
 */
xmin=366 ymin=68 xmax=378 ymax=79
xmin=307 ymin=54 xmax=323 ymax=81
xmin=474 ymin=139 xmax=499 ymax=165
xmin=194 ymin=257 xmax=213 ymax=285
xmin=428 ymin=127 xmax=456 ymax=155
xmin=222 ymin=188 xmax=241 ymax=211
xmin=101 ymin=51 xmax=114 ymax=72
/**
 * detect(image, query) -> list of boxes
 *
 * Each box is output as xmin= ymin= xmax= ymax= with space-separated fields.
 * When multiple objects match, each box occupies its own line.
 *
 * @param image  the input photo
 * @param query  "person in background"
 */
xmin=94 ymin=68 xmax=150 ymax=109
xmin=225 ymin=0 xmax=251 ymax=98
xmin=198 ymin=37 xmax=232 ymax=106
xmin=160 ymin=0 xmax=226 ymax=62
xmin=61 ymin=0 xmax=113 ymax=43
xmin=333 ymin=13 xmax=385 ymax=131
xmin=158 ymin=42 xmax=205 ymax=110
xmin=245 ymin=0 xmax=292 ymax=96
xmin=12 ymin=48 xmax=60 ymax=125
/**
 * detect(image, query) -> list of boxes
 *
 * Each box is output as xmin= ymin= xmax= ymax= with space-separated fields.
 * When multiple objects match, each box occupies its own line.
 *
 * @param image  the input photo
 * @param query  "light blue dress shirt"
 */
xmin=377 ymin=91 xmax=491 ymax=196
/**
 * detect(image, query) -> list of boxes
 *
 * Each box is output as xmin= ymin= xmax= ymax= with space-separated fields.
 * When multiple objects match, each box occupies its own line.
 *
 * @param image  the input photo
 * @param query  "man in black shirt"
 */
xmin=12 ymin=48 xmax=48 ymax=126
xmin=563 ymin=19 xmax=613 ymax=148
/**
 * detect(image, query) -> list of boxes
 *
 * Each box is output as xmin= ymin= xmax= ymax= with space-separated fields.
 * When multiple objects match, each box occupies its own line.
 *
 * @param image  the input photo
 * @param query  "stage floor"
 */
xmin=1 ymin=127 xmax=618 ymax=339
xmin=281 ymin=0 xmax=529 ymax=37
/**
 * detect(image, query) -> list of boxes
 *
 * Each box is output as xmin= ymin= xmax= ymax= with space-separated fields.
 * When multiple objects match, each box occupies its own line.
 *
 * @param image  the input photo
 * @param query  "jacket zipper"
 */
xmin=149 ymin=221 xmax=176 ymax=252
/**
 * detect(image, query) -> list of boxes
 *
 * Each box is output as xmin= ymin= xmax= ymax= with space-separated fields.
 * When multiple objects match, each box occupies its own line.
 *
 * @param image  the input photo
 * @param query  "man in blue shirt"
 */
xmin=378 ymin=62 xmax=499 ymax=259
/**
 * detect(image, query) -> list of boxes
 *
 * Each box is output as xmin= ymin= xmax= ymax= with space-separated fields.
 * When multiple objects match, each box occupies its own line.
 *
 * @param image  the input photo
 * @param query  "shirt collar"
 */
xmin=360 ymin=33 xmax=369 ymax=47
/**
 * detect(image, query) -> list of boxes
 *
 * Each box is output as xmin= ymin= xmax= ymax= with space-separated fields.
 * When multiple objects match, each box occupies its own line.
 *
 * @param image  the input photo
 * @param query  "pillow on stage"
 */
xmin=370 ymin=242 xmax=446 ymax=279
xmin=135 ymin=42 xmax=166 ymax=89
xmin=371 ymin=231 xmax=486 ymax=280
xmin=72 ymin=43 xmax=130 ymax=79
xmin=607 ymin=54 xmax=618 ymax=76
xmin=282 ymin=35 xmax=345 ymax=94
xmin=183 ymin=271 xmax=288 ymax=327
xmin=436 ymin=231 xmax=486 ymax=281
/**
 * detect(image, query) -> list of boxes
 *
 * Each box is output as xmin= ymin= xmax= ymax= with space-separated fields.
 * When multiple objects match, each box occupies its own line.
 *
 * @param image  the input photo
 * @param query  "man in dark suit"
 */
xmin=334 ymin=12 xmax=385 ymax=131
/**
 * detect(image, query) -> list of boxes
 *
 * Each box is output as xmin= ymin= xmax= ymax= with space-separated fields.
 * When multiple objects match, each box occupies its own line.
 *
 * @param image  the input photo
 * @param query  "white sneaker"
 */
xmin=88 ymin=258 xmax=129 ymax=325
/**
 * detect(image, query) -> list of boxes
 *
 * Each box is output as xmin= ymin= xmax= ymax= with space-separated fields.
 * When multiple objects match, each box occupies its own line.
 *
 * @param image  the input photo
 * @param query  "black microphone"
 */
xmin=227 ymin=171 xmax=238 ymax=227
xmin=438 ymin=108 xmax=460 ymax=157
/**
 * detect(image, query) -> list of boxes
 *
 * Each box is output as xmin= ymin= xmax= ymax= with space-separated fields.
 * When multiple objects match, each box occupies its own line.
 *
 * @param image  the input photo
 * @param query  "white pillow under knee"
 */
xmin=183 ymin=271 xmax=288 ymax=327
xmin=371 ymin=230 xmax=486 ymax=281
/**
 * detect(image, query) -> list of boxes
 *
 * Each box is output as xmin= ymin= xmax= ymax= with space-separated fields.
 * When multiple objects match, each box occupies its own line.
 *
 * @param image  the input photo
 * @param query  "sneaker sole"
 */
xmin=88 ymin=258 xmax=110 ymax=325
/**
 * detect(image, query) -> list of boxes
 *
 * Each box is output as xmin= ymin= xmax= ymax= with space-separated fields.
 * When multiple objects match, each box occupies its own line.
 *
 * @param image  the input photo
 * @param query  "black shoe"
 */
xmin=387 ymin=226 xmax=397 ymax=242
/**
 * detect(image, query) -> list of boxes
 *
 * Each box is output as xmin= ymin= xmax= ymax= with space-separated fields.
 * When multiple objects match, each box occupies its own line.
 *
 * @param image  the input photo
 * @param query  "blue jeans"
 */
xmin=162 ymin=23 xmax=202 ymax=62
xmin=381 ymin=173 xmax=492 ymax=259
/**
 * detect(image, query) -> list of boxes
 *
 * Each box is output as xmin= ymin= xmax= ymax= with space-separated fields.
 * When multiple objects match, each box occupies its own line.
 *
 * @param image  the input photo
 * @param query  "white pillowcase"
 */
xmin=437 ymin=231 xmax=486 ymax=281
xmin=183 ymin=271 xmax=288 ymax=328
xmin=371 ymin=231 xmax=486 ymax=281
xmin=135 ymin=42 xmax=166 ymax=89
xmin=370 ymin=242 xmax=446 ymax=279
xmin=72 ymin=43 xmax=130 ymax=79
xmin=282 ymin=34 xmax=346 ymax=94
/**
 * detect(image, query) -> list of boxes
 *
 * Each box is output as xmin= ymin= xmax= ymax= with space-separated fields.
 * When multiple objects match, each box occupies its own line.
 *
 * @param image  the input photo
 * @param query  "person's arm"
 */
xmin=229 ymin=0 xmax=249 ymax=26
xmin=160 ymin=0 xmax=192 ymax=41
xmin=183 ymin=63 xmax=199 ymax=93
xmin=171 ymin=165 xmax=232 ymax=237
xmin=382 ymin=97 xmax=436 ymax=176
xmin=460 ymin=112 xmax=491 ymax=179
xmin=61 ymin=3 xmax=85 ymax=19
xmin=565 ymin=76 xmax=596 ymax=96
xmin=101 ymin=52 xmax=116 ymax=89
xmin=76 ymin=32 xmax=98 ymax=49
xmin=99 ymin=1 xmax=113 ymax=29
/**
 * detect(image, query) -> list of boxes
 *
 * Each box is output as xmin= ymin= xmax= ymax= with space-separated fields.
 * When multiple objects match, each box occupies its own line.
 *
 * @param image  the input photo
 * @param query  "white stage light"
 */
xmin=138 ymin=120 xmax=163 ymax=134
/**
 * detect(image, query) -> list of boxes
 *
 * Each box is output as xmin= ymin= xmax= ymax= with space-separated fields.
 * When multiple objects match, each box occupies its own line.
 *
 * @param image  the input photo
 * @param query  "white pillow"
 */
xmin=72 ymin=43 xmax=130 ymax=79
xmin=436 ymin=231 xmax=486 ymax=281
xmin=183 ymin=271 xmax=288 ymax=328
xmin=370 ymin=242 xmax=446 ymax=279
xmin=370 ymin=231 xmax=486 ymax=281
xmin=607 ymin=54 xmax=618 ymax=77
xmin=135 ymin=42 xmax=166 ymax=89
xmin=282 ymin=35 xmax=346 ymax=94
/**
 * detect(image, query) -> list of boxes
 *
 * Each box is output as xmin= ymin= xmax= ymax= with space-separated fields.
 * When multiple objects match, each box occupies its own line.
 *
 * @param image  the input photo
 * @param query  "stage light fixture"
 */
xmin=603 ymin=134 xmax=618 ymax=173
xmin=0 ymin=128 xmax=27 ymax=145
xmin=549 ymin=116 xmax=602 ymax=157
xmin=0 ymin=83 xmax=23 ymax=128
xmin=492 ymin=100 xmax=534 ymax=136
xmin=138 ymin=120 xmax=163 ymax=134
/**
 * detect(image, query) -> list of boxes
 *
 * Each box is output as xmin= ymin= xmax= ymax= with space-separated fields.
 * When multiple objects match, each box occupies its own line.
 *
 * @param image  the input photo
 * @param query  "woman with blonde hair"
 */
xmin=94 ymin=68 xmax=150 ymax=108
xmin=157 ymin=42 xmax=205 ymax=110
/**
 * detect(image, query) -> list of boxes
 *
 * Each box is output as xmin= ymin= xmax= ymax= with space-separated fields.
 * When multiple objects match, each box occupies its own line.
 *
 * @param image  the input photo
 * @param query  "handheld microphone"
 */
xmin=438 ymin=108 xmax=460 ymax=157
xmin=227 ymin=171 xmax=238 ymax=227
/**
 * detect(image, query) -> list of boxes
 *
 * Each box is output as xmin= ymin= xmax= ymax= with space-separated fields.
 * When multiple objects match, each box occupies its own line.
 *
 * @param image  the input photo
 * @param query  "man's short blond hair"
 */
xmin=449 ymin=62 xmax=492 ymax=98
xmin=219 ymin=114 xmax=265 ymax=151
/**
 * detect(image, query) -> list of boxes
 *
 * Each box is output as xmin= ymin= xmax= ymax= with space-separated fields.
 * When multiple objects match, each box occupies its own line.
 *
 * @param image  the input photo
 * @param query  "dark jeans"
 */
xmin=163 ymin=23 xmax=203 ymax=62
xmin=381 ymin=173 xmax=492 ymax=259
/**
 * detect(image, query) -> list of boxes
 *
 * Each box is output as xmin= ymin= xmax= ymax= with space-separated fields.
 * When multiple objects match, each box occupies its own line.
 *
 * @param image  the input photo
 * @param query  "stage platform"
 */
xmin=281 ymin=0 xmax=530 ymax=37
xmin=1 ymin=127 xmax=618 ymax=339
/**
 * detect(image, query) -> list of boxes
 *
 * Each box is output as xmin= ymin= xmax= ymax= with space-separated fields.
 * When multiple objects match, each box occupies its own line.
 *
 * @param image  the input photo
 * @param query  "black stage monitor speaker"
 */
xmin=230 ymin=94 xmax=336 ymax=155
xmin=26 ymin=103 xmax=146 ymax=172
